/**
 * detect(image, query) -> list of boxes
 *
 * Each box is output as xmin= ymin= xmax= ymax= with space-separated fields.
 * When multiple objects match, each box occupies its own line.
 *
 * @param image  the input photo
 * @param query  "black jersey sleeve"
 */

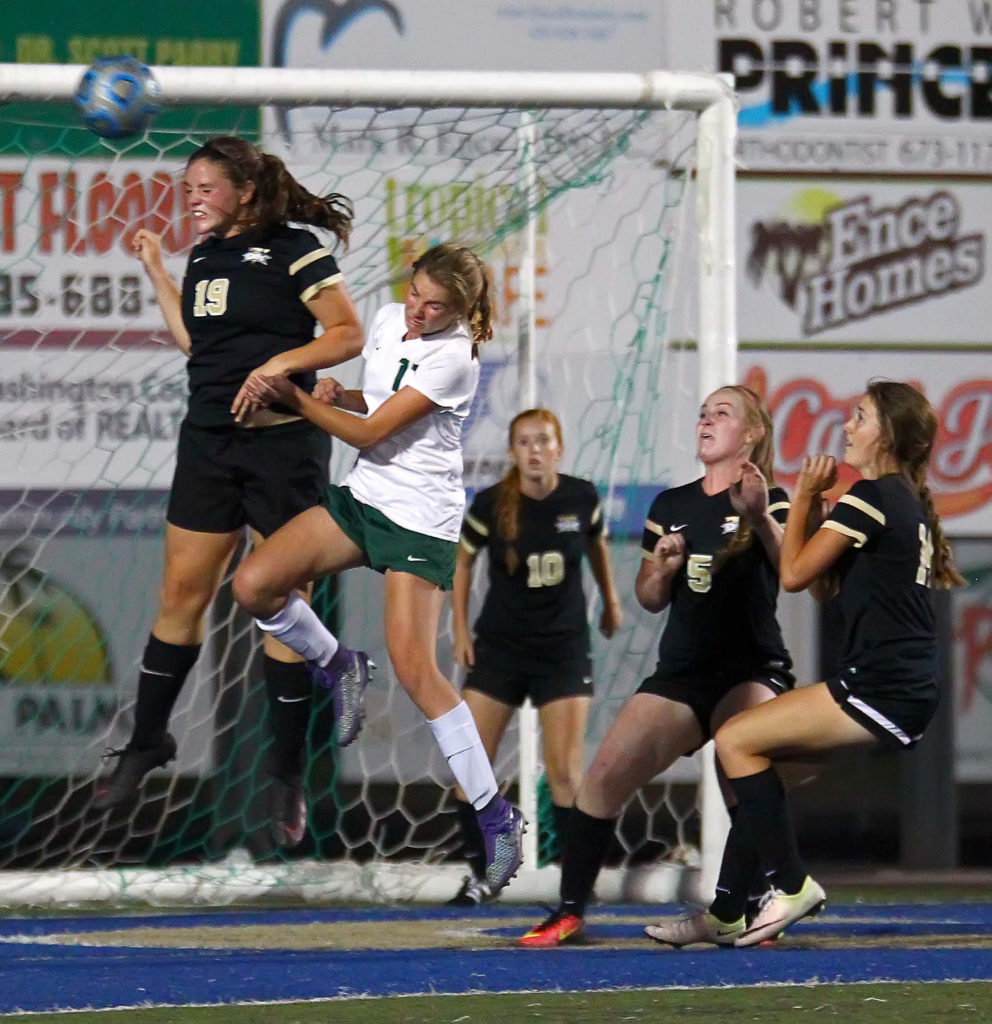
xmin=767 ymin=485 xmax=791 ymax=526
xmin=823 ymin=478 xmax=885 ymax=549
xmin=582 ymin=480 xmax=606 ymax=540
xmin=287 ymin=230 xmax=344 ymax=303
xmin=460 ymin=489 xmax=493 ymax=554
xmin=640 ymin=490 xmax=669 ymax=559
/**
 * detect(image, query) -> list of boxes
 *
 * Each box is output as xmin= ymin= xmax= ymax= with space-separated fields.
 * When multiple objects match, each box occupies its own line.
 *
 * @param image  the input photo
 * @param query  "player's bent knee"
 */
xmin=713 ymin=721 xmax=745 ymax=766
xmin=231 ymin=560 xmax=273 ymax=617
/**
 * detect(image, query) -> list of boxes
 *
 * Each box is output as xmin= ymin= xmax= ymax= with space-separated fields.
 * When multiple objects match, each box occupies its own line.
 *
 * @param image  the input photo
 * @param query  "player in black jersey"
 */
xmin=522 ymin=385 xmax=794 ymax=947
xmin=447 ymin=408 xmax=623 ymax=905
xmin=713 ymin=380 xmax=966 ymax=947
xmin=92 ymin=137 xmax=363 ymax=850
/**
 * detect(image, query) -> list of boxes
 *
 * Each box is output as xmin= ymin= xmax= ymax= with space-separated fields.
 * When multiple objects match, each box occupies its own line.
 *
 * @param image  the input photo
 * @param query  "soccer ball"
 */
xmin=73 ymin=55 xmax=161 ymax=140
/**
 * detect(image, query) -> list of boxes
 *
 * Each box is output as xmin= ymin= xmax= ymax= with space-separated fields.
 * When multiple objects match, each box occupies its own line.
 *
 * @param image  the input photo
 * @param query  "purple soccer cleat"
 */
xmin=307 ymin=648 xmax=375 ymax=747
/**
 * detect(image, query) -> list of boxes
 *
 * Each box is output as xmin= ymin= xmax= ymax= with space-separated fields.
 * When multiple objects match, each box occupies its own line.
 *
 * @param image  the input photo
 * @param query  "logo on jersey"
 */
xmin=556 ymin=514 xmax=582 ymax=533
xmin=721 ymin=517 xmax=740 ymax=535
xmin=242 ymin=247 xmax=272 ymax=266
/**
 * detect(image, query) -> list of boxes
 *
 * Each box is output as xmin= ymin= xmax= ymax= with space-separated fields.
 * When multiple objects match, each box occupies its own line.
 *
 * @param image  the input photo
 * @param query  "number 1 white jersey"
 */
xmin=342 ymin=303 xmax=480 ymax=542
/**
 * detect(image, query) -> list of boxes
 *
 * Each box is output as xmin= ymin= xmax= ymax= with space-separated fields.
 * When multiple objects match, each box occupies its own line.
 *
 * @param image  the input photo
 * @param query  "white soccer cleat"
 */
xmin=734 ymin=876 xmax=826 ymax=946
xmin=645 ymin=911 xmax=744 ymax=947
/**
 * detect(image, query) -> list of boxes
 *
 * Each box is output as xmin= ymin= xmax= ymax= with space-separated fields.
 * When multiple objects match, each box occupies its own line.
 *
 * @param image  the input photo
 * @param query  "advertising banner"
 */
xmin=0 ymin=1 xmax=260 ymax=156
xmin=953 ymin=541 xmax=992 ymax=782
xmin=739 ymin=177 xmax=988 ymax=344
xmin=740 ymin=352 xmax=992 ymax=536
xmin=263 ymin=0 xmax=663 ymax=74
xmin=0 ymin=527 xmax=216 ymax=775
xmin=665 ymin=0 xmax=992 ymax=175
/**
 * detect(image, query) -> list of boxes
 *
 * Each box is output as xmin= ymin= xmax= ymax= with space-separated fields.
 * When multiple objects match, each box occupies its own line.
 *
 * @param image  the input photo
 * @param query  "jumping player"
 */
xmin=713 ymin=380 xmax=965 ymax=946
xmin=93 ymin=137 xmax=363 ymax=851
xmin=520 ymin=385 xmax=794 ymax=947
xmin=231 ymin=244 xmax=526 ymax=897
xmin=447 ymin=408 xmax=623 ymax=906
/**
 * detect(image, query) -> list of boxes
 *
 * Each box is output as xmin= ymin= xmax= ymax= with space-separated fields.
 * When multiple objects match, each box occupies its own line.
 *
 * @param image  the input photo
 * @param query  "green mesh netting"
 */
xmin=0 ymin=95 xmax=707 ymax=906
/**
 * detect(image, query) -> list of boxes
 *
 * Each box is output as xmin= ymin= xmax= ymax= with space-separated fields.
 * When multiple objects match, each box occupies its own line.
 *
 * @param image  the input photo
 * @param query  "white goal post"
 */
xmin=0 ymin=64 xmax=736 ymax=908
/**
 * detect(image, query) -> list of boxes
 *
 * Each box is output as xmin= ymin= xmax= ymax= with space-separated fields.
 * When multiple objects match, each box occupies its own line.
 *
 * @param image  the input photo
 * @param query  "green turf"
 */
xmin=6 ymin=984 xmax=991 ymax=1023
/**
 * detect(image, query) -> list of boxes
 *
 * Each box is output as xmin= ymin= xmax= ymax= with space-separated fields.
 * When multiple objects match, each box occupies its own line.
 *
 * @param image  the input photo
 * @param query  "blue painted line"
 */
xmin=1 ymin=944 xmax=991 ymax=1013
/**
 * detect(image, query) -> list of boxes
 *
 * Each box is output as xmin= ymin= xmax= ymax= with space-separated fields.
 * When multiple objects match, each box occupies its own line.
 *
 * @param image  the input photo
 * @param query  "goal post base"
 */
xmin=0 ymin=858 xmax=701 ymax=910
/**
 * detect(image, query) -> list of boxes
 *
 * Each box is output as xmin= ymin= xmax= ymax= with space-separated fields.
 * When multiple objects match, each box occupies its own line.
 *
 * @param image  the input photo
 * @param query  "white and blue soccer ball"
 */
xmin=73 ymin=56 xmax=161 ymax=140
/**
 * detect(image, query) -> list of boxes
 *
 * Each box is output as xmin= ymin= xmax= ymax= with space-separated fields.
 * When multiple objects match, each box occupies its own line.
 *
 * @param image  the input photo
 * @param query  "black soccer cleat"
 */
xmin=447 ymin=874 xmax=495 ymax=907
xmin=268 ymin=772 xmax=307 ymax=848
xmin=92 ymin=734 xmax=177 ymax=812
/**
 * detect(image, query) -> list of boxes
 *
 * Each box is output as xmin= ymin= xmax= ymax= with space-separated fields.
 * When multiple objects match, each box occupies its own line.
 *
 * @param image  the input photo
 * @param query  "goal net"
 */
xmin=0 ymin=65 xmax=736 ymax=908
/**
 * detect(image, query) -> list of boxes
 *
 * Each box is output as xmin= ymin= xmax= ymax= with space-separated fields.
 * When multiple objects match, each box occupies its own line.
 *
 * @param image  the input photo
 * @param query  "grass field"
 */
xmin=7 ymin=983 xmax=992 ymax=1023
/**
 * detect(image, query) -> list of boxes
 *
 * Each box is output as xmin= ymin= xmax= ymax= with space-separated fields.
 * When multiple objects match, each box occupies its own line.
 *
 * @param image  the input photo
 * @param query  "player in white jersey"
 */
xmin=232 ymin=243 xmax=525 ymax=896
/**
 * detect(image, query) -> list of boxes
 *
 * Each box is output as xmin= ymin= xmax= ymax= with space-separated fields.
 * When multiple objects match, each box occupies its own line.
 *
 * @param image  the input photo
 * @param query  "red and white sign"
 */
xmin=952 ymin=542 xmax=992 ymax=781
xmin=741 ymin=354 xmax=992 ymax=535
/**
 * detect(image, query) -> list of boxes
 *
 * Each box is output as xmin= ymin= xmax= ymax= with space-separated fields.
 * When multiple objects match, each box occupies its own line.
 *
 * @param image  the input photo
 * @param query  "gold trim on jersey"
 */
xmin=640 ymin=545 xmax=659 ymax=560
xmin=459 ymin=536 xmax=480 ymax=555
xmin=644 ymin=519 xmax=664 ymax=536
xmin=822 ymin=519 xmax=868 ymax=548
xmin=238 ymin=409 xmax=304 ymax=429
xmin=290 ymin=248 xmax=333 ymax=275
xmin=465 ymin=511 xmax=489 ymax=537
xmin=591 ymin=504 xmax=602 ymax=526
xmin=299 ymin=272 xmax=344 ymax=303
xmin=768 ymin=500 xmax=790 ymax=515
xmin=837 ymin=492 xmax=886 ymax=524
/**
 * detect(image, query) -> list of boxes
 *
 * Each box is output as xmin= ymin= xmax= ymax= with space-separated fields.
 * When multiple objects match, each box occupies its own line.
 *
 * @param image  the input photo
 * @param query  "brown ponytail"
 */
xmin=494 ymin=409 xmax=564 ymax=574
xmin=867 ymin=380 xmax=966 ymax=589
xmin=187 ymin=136 xmax=353 ymax=246
xmin=412 ymin=243 xmax=494 ymax=347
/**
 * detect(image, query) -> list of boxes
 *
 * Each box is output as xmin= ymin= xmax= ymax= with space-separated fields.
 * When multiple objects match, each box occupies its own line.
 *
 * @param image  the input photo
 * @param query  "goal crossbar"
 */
xmin=1 ymin=65 xmax=732 ymax=113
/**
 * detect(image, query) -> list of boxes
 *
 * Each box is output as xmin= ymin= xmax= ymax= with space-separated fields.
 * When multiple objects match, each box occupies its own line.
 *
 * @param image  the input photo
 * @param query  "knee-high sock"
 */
xmin=428 ymin=701 xmax=497 ymax=809
xmin=709 ymin=805 xmax=762 ymax=922
xmin=560 ymin=807 xmax=615 ymax=917
xmin=729 ymin=767 xmax=806 ymax=895
xmin=130 ymin=634 xmax=201 ymax=750
xmin=256 ymin=593 xmax=340 ymax=666
xmin=548 ymin=802 xmax=573 ymax=863
xmin=264 ymin=656 xmax=312 ymax=779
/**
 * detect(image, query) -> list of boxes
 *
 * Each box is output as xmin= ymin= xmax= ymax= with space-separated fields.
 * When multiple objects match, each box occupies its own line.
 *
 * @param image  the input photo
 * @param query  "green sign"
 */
xmin=0 ymin=0 xmax=260 ymax=156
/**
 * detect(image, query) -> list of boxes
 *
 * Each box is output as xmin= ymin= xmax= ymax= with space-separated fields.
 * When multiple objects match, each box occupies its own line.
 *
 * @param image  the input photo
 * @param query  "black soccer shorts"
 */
xmin=167 ymin=418 xmax=330 ymax=538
